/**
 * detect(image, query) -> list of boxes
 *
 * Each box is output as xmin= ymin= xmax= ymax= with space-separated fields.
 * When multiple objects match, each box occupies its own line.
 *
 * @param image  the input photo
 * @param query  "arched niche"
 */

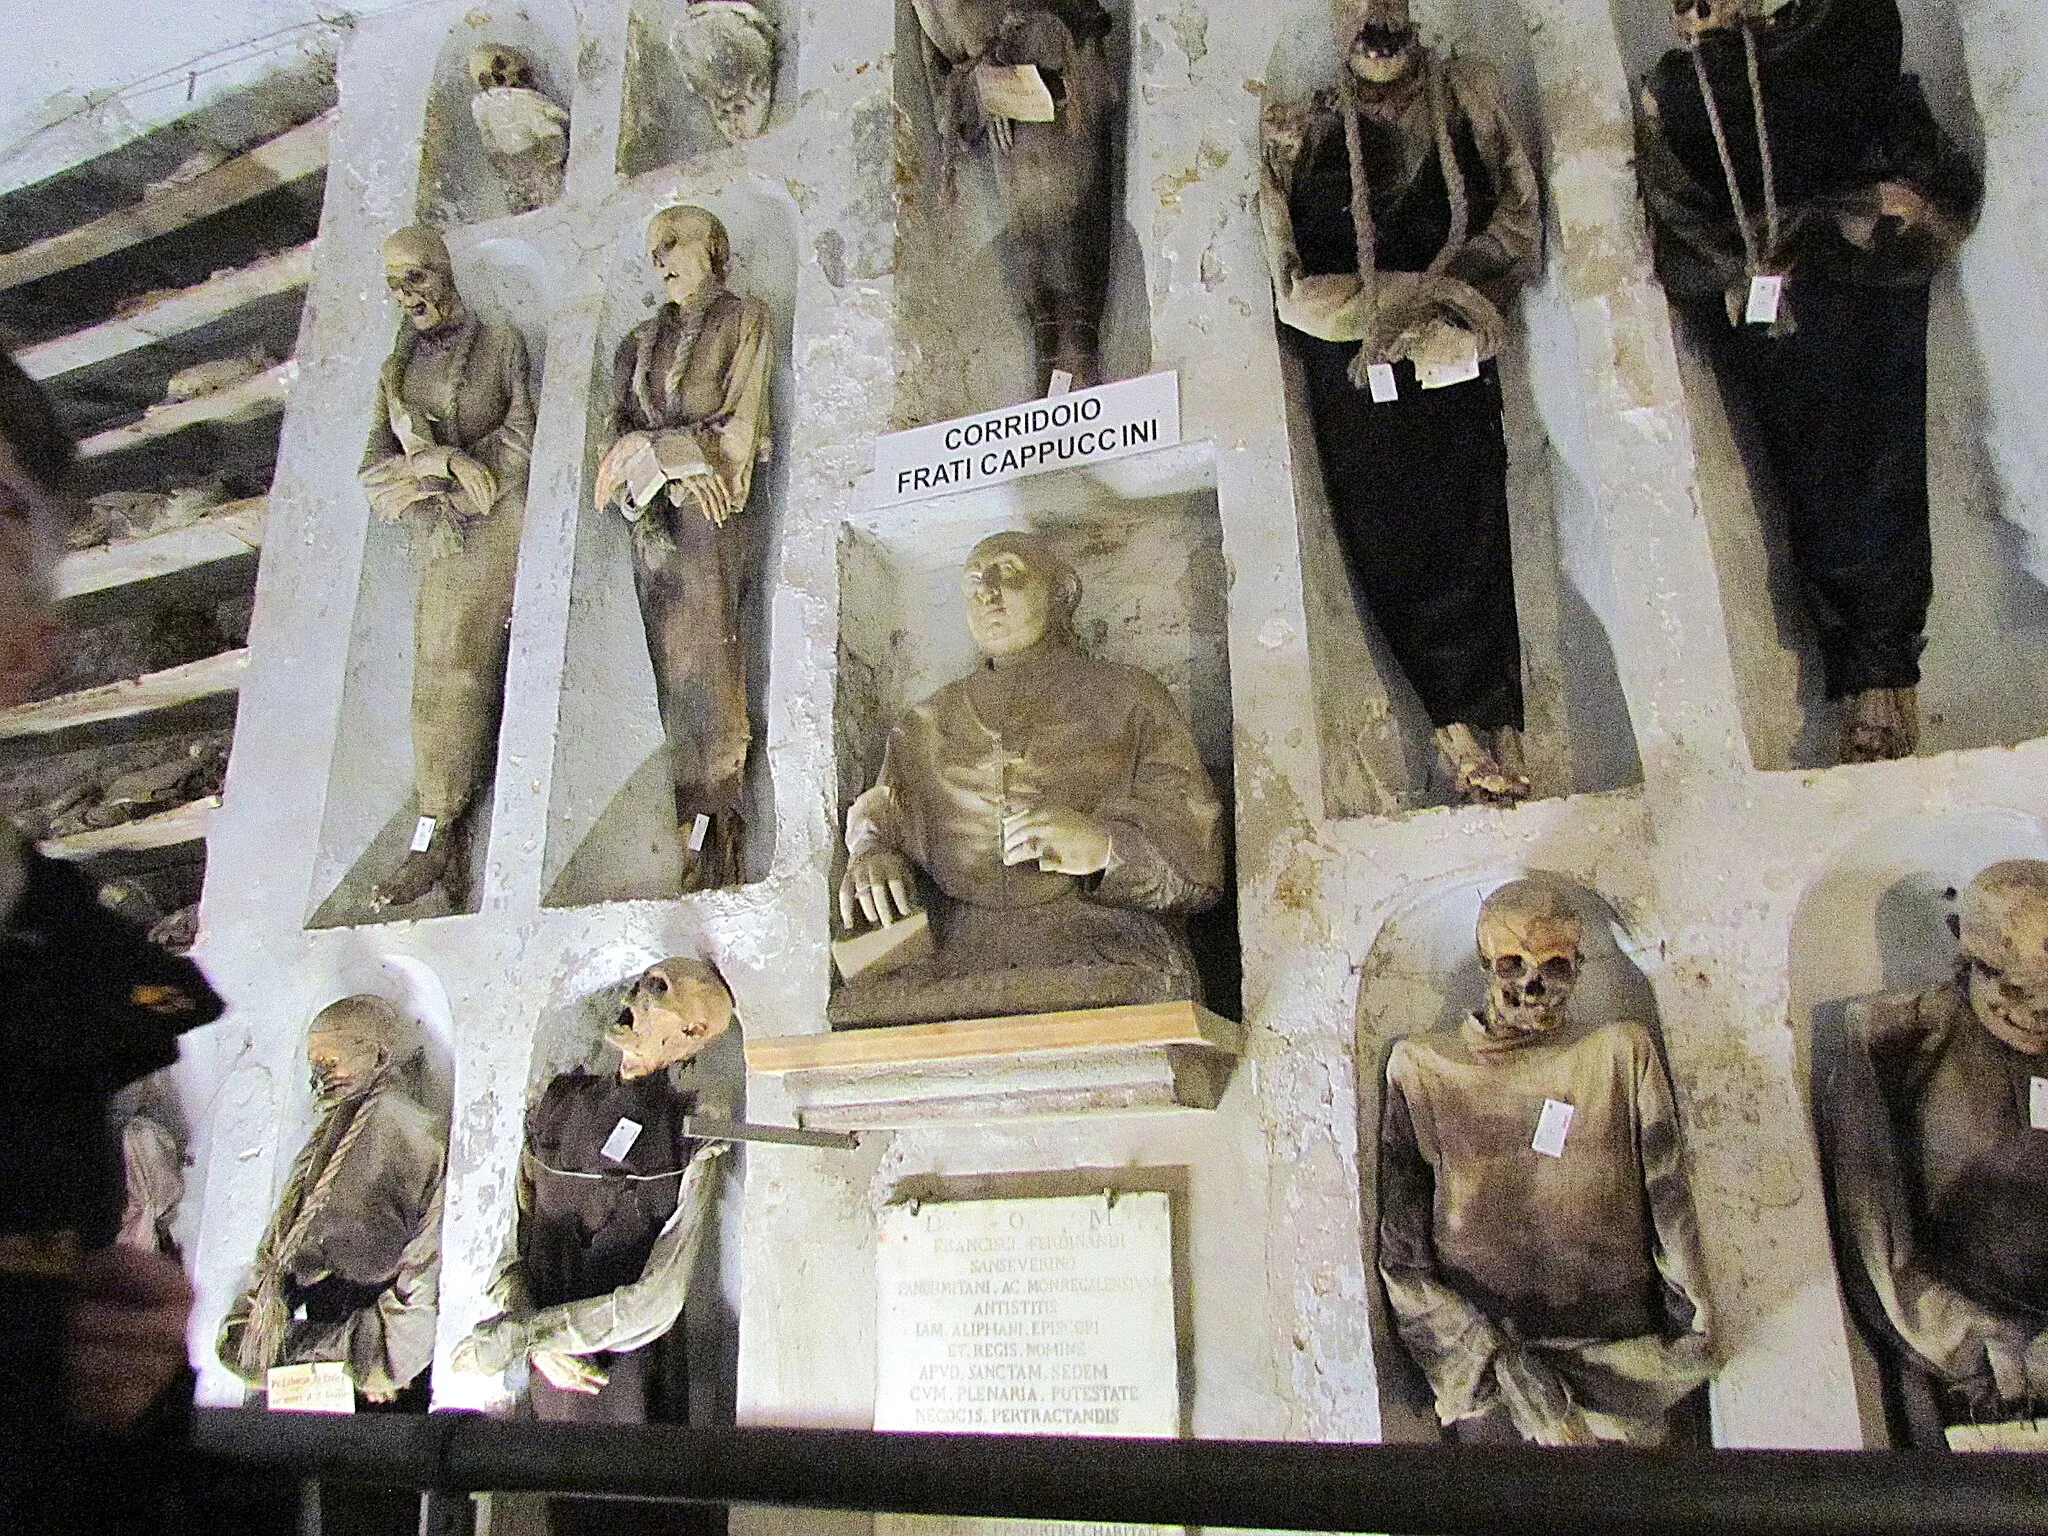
xmin=1353 ymin=869 xmax=1693 ymax=1443
xmin=419 ymin=3 xmax=579 ymax=226
xmin=541 ymin=184 xmax=798 ymax=908
xmin=890 ymin=0 xmax=1152 ymax=422
xmin=1788 ymin=808 xmax=2048 ymax=1445
xmin=1609 ymin=0 xmax=2048 ymax=769
xmin=1267 ymin=1 xmax=1644 ymax=819
xmin=618 ymin=0 xmax=798 ymax=178
xmin=307 ymin=234 xmax=560 ymax=929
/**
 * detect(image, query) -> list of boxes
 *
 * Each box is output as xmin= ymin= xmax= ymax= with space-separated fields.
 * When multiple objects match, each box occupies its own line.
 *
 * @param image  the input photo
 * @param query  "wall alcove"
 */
xmin=419 ymin=3 xmax=579 ymax=227
xmin=306 ymin=234 xmax=558 ymax=929
xmin=540 ymin=184 xmax=798 ymax=908
xmin=617 ymin=0 xmax=798 ymax=179
xmin=1351 ymin=869 xmax=1702 ymax=1444
xmin=1268 ymin=0 xmax=1644 ymax=820
xmin=1608 ymin=0 xmax=2048 ymax=770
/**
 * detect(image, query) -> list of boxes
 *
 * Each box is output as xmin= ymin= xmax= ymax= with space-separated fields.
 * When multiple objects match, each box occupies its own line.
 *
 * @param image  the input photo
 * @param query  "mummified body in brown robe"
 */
xmin=360 ymin=315 xmax=533 ymax=830
xmin=606 ymin=287 xmax=772 ymax=886
xmin=834 ymin=638 xmax=1225 ymax=1026
xmin=1379 ymin=1016 xmax=1713 ymax=1444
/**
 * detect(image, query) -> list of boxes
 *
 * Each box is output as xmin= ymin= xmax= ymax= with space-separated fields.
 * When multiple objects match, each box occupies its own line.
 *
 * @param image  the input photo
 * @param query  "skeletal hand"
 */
xmin=1001 ymin=806 xmax=1111 ymax=875
xmin=594 ymin=430 xmax=653 ymax=511
xmin=1492 ymin=1342 xmax=1595 ymax=1446
xmin=451 ymin=1314 xmax=530 ymax=1376
xmin=840 ymin=848 xmax=919 ymax=931
xmin=986 ymin=111 xmax=1013 ymax=154
xmin=1876 ymin=179 xmax=1933 ymax=228
xmin=670 ymin=468 xmax=734 ymax=526
xmin=532 ymin=1349 xmax=609 ymax=1394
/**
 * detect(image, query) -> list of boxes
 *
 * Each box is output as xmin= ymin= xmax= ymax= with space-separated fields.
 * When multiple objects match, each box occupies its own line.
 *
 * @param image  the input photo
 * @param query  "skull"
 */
xmin=1670 ymin=0 xmax=1747 ymax=44
xmin=307 ymin=995 xmax=409 ymax=1100
xmin=1958 ymin=861 xmax=2048 ymax=1055
xmin=671 ymin=4 xmax=777 ymax=145
xmin=1336 ymin=0 xmax=1418 ymax=85
xmin=1475 ymin=879 xmax=1583 ymax=1039
xmin=609 ymin=957 xmax=735 ymax=1079
xmin=469 ymin=44 xmax=537 ymax=92
xmin=647 ymin=205 xmax=729 ymax=310
xmin=381 ymin=226 xmax=462 ymax=333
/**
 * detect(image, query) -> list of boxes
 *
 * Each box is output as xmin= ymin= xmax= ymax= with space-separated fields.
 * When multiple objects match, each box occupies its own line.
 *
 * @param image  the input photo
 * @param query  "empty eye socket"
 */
xmin=1492 ymin=955 xmax=1529 ymax=979
xmin=1539 ymin=956 xmax=1578 ymax=982
xmin=646 ymin=972 xmax=670 ymax=995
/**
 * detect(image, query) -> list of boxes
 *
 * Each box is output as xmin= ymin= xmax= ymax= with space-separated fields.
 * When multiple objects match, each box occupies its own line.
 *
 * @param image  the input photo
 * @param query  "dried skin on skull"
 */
xmin=1477 ymin=879 xmax=1583 ymax=1035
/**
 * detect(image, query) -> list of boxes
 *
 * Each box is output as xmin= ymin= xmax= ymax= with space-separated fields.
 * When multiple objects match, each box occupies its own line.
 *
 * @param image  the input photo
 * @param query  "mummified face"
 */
xmin=1960 ymin=862 xmax=2048 ymax=1055
xmin=382 ymin=229 xmax=463 ymax=332
xmin=647 ymin=206 xmax=728 ymax=309
xmin=1671 ymin=0 xmax=1747 ymax=43
xmin=469 ymin=45 xmax=536 ymax=92
xmin=1476 ymin=881 xmax=1583 ymax=1038
xmin=608 ymin=958 xmax=734 ymax=1079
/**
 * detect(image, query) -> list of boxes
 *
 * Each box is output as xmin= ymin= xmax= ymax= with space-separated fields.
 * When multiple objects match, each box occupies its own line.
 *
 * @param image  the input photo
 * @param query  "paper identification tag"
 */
xmin=1366 ymin=362 xmax=1399 ymax=403
xmin=267 ymin=1362 xmax=355 ymax=1413
xmin=601 ymin=1117 xmax=643 ymax=1162
xmin=1746 ymin=274 xmax=1784 ymax=325
xmin=410 ymin=815 xmax=437 ymax=853
xmin=2032 ymin=1077 xmax=2048 ymax=1131
xmin=1047 ymin=369 xmax=1074 ymax=398
xmin=688 ymin=813 xmax=711 ymax=852
xmin=1532 ymin=1099 xmax=1575 ymax=1158
xmin=975 ymin=63 xmax=1057 ymax=123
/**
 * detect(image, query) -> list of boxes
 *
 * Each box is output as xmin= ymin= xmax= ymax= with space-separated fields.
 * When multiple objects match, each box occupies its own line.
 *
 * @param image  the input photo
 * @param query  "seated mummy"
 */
xmin=1378 ymin=880 xmax=1714 ymax=1444
xmin=833 ymin=532 xmax=1225 ymax=1028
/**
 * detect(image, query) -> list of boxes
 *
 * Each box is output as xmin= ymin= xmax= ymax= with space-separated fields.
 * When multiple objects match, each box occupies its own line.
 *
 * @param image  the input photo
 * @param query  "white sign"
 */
xmin=1532 ymin=1098 xmax=1575 ymax=1158
xmin=2031 ymin=1076 xmax=2048 ymax=1132
xmin=267 ymin=1361 xmax=356 ymax=1413
xmin=875 ymin=1193 xmax=1178 ymax=1437
xmin=872 ymin=373 xmax=1181 ymax=508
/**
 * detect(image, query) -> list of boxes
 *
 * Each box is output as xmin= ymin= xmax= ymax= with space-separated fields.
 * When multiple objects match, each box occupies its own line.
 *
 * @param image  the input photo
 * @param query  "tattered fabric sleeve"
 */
xmin=705 ymin=299 xmax=772 ymax=512
xmin=473 ymin=327 xmax=535 ymax=504
xmin=1089 ymin=674 xmax=1226 ymax=915
xmin=1830 ymin=995 xmax=2024 ymax=1403
xmin=1377 ymin=1041 xmax=1507 ymax=1424
xmin=362 ymin=350 xmax=405 ymax=470
xmin=1443 ymin=57 xmax=1541 ymax=300
xmin=512 ymin=1143 xmax=728 ymax=1360
xmin=346 ymin=1176 xmax=445 ymax=1398
xmin=1631 ymin=90 xmax=1751 ymax=299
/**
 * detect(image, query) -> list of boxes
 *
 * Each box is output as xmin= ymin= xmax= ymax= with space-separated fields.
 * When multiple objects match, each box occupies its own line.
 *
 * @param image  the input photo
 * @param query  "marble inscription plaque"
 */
xmin=875 ymin=1192 xmax=1178 ymax=1436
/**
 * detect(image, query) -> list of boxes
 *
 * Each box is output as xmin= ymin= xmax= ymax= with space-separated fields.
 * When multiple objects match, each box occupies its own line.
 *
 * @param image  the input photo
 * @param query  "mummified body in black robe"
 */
xmin=1260 ymin=9 xmax=1539 ymax=793
xmin=1635 ymin=0 xmax=1980 ymax=759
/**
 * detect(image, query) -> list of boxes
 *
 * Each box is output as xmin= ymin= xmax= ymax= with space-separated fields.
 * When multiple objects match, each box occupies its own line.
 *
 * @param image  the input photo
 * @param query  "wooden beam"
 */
xmin=76 ymin=362 xmax=292 ymax=459
xmin=746 ymin=1000 xmax=1244 ymax=1074
xmin=18 ymin=245 xmax=314 ymax=381
xmin=0 ymin=648 xmax=248 ymax=742
xmin=0 ymin=112 xmax=333 ymax=294
xmin=58 ymin=497 xmax=266 ymax=601
xmin=42 ymin=795 xmax=220 ymax=861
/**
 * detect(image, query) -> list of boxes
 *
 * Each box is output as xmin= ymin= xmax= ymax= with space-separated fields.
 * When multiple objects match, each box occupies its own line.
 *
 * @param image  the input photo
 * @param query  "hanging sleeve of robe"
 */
xmin=360 ymin=318 xmax=535 ymax=821
xmin=1261 ymin=58 xmax=1538 ymax=731
xmin=1822 ymin=983 xmax=2048 ymax=1413
xmin=1378 ymin=1016 xmax=1714 ymax=1444
xmin=609 ymin=291 xmax=772 ymax=819
xmin=1633 ymin=0 xmax=1980 ymax=700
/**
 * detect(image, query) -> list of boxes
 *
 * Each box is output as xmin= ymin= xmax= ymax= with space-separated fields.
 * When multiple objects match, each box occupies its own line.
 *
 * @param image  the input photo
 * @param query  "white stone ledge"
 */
xmin=0 ymin=648 xmax=248 ymax=743
xmin=76 ymin=363 xmax=293 ymax=460
xmin=42 ymin=794 xmax=220 ymax=860
xmin=58 ymin=497 xmax=267 ymax=601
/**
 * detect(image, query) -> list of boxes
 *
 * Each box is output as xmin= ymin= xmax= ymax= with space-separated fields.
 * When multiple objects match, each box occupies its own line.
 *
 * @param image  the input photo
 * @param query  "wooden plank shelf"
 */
xmin=57 ymin=497 xmax=267 ymax=601
xmin=19 ymin=245 xmax=314 ymax=382
xmin=0 ymin=648 xmax=249 ymax=743
xmin=0 ymin=113 xmax=333 ymax=294
xmin=76 ymin=363 xmax=293 ymax=460
xmin=42 ymin=795 xmax=220 ymax=861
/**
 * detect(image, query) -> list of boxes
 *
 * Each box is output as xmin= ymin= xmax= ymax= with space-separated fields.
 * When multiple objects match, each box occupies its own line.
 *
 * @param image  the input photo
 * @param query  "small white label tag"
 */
xmin=1366 ymin=362 xmax=1399 ymax=403
xmin=1746 ymin=274 xmax=1783 ymax=325
xmin=409 ymin=815 xmax=437 ymax=853
xmin=267 ymin=1362 xmax=356 ymax=1414
xmin=601 ymin=1117 xmax=643 ymax=1162
xmin=687 ymin=813 xmax=711 ymax=852
xmin=2031 ymin=1077 xmax=2048 ymax=1132
xmin=1046 ymin=370 xmax=1074 ymax=398
xmin=1532 ymin=1098 xmax=1575 ymax=1158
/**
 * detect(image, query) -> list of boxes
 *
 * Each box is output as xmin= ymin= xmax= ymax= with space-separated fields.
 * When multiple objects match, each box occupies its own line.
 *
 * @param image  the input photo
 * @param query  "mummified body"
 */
xmin=834 ymin=532 xmax=1225 ymax=1028
xmin=1260 ymin=0 xmax=1540 ymax=805
xmin=1635 ymin=0 xmax=1979 ymax=763
xmin=911 ymin=0 xmax=1119 ymax=390
xmin=1378 ymin=881 xmax=1714 ymax=1444
xmin=1821 ymin=862 xmax=2048 ymax=1435
xmin=468 ymin=44 xmax=569 ymax=215
xmin=360 ymin=227 xmax=534 ymax=910
xmin=454 ymin=960 xmax=731 ymax=1421
xmin=596 ymin=207 xmax=772 ymax=892
xmin=218 ymin=998 xmax=446 ymax=1404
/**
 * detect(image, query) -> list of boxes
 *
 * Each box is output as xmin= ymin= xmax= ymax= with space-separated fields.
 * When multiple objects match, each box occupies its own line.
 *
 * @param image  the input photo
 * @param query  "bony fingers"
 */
xmin=839 ymin=884 xmax=858 ymax=931
xmin=857 ymin=885 xmax=881 ymax=926
xmin=888 ymin=877 xmax=912 ymax=919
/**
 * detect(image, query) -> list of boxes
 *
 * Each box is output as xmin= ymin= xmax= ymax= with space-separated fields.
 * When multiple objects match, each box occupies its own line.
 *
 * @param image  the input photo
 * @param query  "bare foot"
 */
xmin=1840 ymin=687 xmax=1919 ymax=764
xmin=1436 ymin=723 xmax=1532 ymax=807
xmin=678 ymin=810 xmax=744 ymax=894
xmin=372 ymin=827 xmax=453 ymax=910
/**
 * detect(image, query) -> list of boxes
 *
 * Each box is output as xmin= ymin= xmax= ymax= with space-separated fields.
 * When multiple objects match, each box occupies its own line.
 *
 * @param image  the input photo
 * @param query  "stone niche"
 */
xmin=1351 ymin=869 xmax=1696 ymax=1442
xmin=419 ymin=2 xmax=579 ymax=227
xmin=1788 ymin=808 xmax=2048 ymax=1447
xmin=618 ymin=0 xmax=798 ymax=179
xmin=1606 ymin=0 xmax=2048 ymax=770
xmin=306 ymin=234 xmax=558 ymax=928
xmin=540 ymin=181 xmax=798 ymax=908
xmin=1274 ymin=0 xmax=1646 ymax=820
xmin=890 ymin=0 xmax=1152 ymax=424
